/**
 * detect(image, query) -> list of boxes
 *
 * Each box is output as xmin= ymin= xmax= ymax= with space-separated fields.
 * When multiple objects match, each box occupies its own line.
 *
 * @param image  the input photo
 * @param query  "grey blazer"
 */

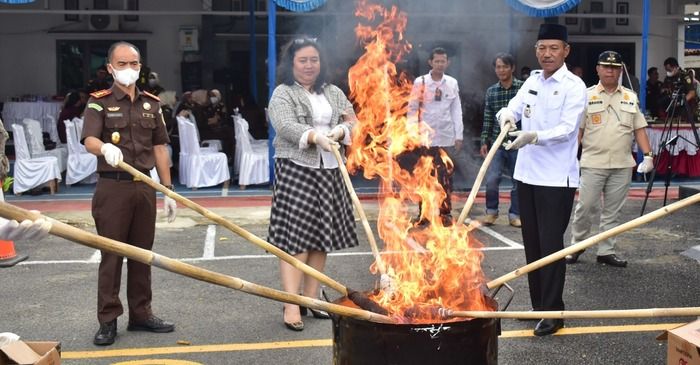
xmin=268 ymin=83 xmax=355 ymax=166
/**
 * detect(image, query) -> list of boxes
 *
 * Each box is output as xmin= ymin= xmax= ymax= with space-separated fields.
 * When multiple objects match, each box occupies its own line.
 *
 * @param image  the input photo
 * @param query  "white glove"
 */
xmin=163 ymin=195 xmax=177 ymax=223
xmin=637 ymin=155 xmax=654 ymax=174
xmin=0 ymin=217 xmax=51 ymax=241
xmin=504 ymin=131 xmax=538 ymax=150
xmin=100 ymin=143 xmax=123 ymax=168
xmin=312 ymin=133 xmax=338 ymax=152
xmin=326 ymin=125 xmax=346 ymax=142
xmin=496 ymin=108 xmax=517 ymax=132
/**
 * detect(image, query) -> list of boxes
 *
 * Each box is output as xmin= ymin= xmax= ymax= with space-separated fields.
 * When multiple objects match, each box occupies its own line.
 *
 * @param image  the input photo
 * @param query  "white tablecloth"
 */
xmin=647 ymin=125 xmax=700 ymax=156
xmin=2 ymin=101 xmax=62 ymax=131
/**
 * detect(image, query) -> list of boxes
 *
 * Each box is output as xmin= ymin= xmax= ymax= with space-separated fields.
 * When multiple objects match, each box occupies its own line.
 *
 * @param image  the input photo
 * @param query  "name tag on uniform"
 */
xmin=106 ymin=112 xmax=123 ymax=118
xmin=528 ymin=89 xmax=538 ymax=95
xmin=142 ymin=113 xmax=155 ymax=118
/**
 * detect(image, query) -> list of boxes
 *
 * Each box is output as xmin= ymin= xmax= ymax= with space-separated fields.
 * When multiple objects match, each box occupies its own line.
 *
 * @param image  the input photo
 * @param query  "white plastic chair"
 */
xmin=64 ymin=120 xmax=97 ymax=185
xmin=176 ymin=116 xmax=230 ymax=189
xmin=233 ymin=115 xmax=269 ymax=187
xmin=22 ymin=118 xmax=67 ymax=172
xmin=11 ymin=124 xmax=61 ymax=195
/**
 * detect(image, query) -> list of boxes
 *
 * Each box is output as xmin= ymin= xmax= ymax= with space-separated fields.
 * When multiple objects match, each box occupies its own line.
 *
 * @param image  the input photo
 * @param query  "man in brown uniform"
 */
xmin=82 ymin=41 xmax=177 ymax=346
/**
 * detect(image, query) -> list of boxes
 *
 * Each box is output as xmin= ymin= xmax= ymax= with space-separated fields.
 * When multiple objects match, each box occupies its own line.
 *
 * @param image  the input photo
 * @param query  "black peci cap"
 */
xmin=537 ymin=23 xmax=568 ymax=42
xmin=597 ymin=51 xmax=623 ymax=67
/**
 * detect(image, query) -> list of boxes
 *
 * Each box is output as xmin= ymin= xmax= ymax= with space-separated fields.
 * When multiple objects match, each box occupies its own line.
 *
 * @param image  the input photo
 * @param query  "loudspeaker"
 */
xmin=64 ymin=0 xmax=79 ymax=21
xmin=124 ymin=0 xmax=138 ymax=22
xmin=94 ymin=0 xmax=108 ymax=10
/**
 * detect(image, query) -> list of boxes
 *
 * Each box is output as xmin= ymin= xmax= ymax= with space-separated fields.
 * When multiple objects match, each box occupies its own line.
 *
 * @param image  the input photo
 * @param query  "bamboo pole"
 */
xmin=446 ymin=307 xmax=700 ymax=319
xmin=486 ymin=191 xmax=700 ymax=289
xmin=330 ymin=145 xmax=387 ymax=275
xmin=117 ymin=161 xmax=349 ymax=296
xmin=458 ymin=124 xmax=512 ymax=223
xmin=0 ymin=202 xmax=395 ymax=324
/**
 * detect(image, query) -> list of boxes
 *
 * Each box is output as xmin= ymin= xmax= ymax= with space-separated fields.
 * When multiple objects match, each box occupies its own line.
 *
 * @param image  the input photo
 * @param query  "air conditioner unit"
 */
xmin=89 ymin=14 xmax=119 ymax=31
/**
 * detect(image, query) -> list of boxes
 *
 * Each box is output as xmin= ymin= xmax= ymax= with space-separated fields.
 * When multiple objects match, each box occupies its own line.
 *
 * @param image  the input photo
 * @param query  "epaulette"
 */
xmin=142 ymin=90 xmax=160 ymax=102
xmin=90 ymin=89 xmax=112 ymax=99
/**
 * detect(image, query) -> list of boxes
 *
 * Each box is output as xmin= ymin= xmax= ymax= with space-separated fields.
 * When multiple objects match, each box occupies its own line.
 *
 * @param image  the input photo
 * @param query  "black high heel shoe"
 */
xmin=282 ymin=306 xmax=304 ymax=331
xmin=300 ymin=306 xmax=331 ymax=319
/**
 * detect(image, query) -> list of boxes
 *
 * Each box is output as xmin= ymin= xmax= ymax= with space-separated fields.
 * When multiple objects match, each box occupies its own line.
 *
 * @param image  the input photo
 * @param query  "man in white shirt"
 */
xmin=497 ymin=23 xmax=586 ymax=336
xmin=406 ymin=47 xmax=463 ymax=226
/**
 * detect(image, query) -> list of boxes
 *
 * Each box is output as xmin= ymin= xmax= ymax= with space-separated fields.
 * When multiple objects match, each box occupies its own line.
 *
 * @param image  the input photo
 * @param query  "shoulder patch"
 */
xmin=87 ymin=103 xmax=103 ymax=112
xmin=90 ymin=89 xmax=112 ymax=99
xmin=142 ymin=91 xmax=160 ymax=102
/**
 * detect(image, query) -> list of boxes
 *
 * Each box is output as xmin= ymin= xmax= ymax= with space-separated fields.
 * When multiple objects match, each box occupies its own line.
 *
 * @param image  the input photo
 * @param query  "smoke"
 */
xmin=289 ymin=0 xmax=542 ymax=189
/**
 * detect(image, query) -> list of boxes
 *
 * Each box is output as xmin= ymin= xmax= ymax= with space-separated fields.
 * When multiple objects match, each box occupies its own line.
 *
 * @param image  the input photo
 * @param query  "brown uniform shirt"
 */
xmin=82 ymin=86 xmax=169 ymax=172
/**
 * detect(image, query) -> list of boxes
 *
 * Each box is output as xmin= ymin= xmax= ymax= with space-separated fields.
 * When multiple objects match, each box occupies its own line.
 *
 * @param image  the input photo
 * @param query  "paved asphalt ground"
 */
xmin=1 ymin=184 xmax=700 ymax=364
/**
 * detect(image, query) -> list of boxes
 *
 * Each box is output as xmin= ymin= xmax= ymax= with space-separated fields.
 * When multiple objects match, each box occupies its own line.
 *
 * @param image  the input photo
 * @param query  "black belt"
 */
xmin=99 ymin=170 xmax=149 ymax=181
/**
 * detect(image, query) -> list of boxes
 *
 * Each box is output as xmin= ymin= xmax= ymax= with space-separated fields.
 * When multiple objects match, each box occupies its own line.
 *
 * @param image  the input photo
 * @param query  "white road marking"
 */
xmin=14 ymin=246 xmax=521 ymax=266
xmin=87 ymin=250 xmax=101 ymax=263
xmin=203 ymin=225 xmax=216 ymax=258
xmin=475 ymin=225 xmax=524 ymax=248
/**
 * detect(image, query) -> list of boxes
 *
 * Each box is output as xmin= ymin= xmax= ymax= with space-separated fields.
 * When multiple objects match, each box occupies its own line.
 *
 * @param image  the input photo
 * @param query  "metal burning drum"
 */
xmin=331 ymin=287 xmax=512 ymax=365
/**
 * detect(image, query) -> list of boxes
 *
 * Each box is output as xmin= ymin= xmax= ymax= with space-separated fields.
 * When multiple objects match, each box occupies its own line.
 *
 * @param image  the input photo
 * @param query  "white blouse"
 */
xmin=295 ymin=90 xmax=339 ymax=169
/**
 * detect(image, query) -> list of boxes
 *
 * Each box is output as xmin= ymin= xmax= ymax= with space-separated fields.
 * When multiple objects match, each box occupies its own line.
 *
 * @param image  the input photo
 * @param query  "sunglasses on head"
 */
xmin=293 ymin=37 xmax=318 ymax=45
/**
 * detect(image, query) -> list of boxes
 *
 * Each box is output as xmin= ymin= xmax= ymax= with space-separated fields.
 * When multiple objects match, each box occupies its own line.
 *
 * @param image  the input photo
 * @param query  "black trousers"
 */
xmin=517 ymin=181 xmax=576 ymax=311
xmin=397 ymin=146 xmax=453 ymax=217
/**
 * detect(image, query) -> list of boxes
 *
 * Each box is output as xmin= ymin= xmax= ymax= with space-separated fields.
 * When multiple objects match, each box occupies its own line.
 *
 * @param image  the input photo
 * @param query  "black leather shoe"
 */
xmin=127 ymin=315 xmax=175 ymax=333
xmin=534 ymin=319 xmax=564 ymax=336
xmin=306 ymin=307 xmax=331 ymax=319
xmin=565 ymin=249 xmax=585 ymax=264
xmin=93 ymin=319 xmax=117 ymax=346
xmin=596 ymin=254 xmax=627 ymax=267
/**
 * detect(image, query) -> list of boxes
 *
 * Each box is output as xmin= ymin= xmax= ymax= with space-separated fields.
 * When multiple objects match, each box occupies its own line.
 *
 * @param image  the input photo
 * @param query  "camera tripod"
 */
xmin=640 ymin=87 xmax=700 ymax=215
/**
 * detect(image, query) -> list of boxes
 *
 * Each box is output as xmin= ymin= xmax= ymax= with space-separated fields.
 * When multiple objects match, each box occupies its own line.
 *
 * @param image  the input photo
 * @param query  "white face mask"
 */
xmin=112 ymin=67 xmax=140 ymax=87
xmin=667 ymin=70 xmax=675 ymax=77
xmin=210 ymin=97 xmax=219 ymax=105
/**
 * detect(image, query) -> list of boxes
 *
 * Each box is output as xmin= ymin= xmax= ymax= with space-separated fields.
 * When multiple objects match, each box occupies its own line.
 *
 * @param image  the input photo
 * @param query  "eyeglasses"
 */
xmin=293 ymin=37 xmax=318 ymax=45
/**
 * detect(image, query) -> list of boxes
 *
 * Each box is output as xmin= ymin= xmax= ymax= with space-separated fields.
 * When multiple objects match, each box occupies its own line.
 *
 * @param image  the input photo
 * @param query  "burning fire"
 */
xmin=347 ymin=0 xmax=491 ymax=323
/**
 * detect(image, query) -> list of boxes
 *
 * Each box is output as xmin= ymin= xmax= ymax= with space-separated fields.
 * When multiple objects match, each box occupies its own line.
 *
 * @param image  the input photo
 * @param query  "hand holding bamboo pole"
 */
xmin=458 ymin=123 xmax=512 ymax=223
xmin=0 ymin=202 xmax=395 ymax=324
xmin=117 ymin=161 xmax=350 ymax=296
xmin=486 ymin=191 xmax=700 ymax=289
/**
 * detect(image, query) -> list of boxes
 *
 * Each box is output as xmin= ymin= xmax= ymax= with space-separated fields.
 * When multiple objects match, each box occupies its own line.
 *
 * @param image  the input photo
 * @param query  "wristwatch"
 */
xmin=164 ymin=184 xmax=175 ymax=190
xmin=643 ymin=151 xmax=654 ymax=157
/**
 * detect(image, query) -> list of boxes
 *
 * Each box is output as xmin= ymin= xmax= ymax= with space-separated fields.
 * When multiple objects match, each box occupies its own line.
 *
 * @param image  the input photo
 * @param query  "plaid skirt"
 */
xmin=268 ymin=158 xmax=359 ymax=256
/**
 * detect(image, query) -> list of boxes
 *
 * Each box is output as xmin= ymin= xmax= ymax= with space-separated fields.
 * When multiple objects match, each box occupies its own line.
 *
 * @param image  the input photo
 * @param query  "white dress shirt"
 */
xmin=505 ymin=64 xmax=587 ymax=187
xmin=407 ymin=72 xmax=463 ymax=147
xmin=296 ymin=90 xmax=349 ymax=169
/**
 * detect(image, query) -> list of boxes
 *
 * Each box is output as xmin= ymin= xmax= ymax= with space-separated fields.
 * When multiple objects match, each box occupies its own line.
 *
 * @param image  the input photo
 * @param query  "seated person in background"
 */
xmin=195 ymin=89 xmax=236 ymax=165
xmin=144 ymin=72 xmax=165 ymax=96
xmin=646 ymin=67 xmax=663 ymax=119
xmin=57 ymin=90 xmax=87 ymax=144
xmin=86 ymin=66 xmax=111 ymax=93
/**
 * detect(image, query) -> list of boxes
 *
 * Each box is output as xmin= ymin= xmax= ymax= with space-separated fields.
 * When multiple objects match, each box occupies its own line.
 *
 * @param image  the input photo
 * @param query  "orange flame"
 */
xmin=347 ymin=0 xmax=491 ymax=323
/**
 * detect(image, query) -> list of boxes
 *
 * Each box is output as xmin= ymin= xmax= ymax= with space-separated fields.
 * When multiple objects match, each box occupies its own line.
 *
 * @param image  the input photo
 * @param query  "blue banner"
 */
xmin=505 ymin=0 xmax=580 ymax=17
xmin=273 ymin=0 xmax=326 ymax=12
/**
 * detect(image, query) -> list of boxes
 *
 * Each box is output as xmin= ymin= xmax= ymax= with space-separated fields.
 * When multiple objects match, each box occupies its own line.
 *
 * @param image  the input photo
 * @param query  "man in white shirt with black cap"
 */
xmin=497 ymin=23 xmax=586 ymax=336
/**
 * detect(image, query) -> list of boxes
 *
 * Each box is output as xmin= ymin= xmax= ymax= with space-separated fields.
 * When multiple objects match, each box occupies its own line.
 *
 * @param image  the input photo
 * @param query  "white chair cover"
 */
xmin=44 ymin=114 xmax=61 ymax=144
xmin=64 ymin=120 xmax=97 ymax=185
xmin=11 ymin=124 xmax=61 ymax=194
xmin=186 ymin=114 xmax=221 ymax=152
xmin=176 ymin=116 xmax=230 ymax=188
xmin=22 ymin=118 xmax=67 ymax=172
xmin=233 ymin=115 xmax=269 ymax=186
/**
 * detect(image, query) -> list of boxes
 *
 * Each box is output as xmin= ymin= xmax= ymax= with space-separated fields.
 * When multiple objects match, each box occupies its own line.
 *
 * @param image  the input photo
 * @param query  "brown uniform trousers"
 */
xmin=82 ymin=85 xmax=170 ymax=324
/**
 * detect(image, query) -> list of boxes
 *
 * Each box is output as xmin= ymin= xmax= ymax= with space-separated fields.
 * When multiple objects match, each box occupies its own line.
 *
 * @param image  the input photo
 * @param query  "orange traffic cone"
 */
xmin=0 ymin=240 xmax=28 ymax=268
